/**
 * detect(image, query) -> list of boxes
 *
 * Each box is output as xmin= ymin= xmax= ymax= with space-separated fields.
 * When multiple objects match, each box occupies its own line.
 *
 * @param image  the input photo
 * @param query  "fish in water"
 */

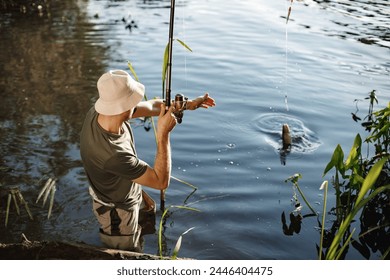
xmin=282 ymin=124 xmax=292 ymax=150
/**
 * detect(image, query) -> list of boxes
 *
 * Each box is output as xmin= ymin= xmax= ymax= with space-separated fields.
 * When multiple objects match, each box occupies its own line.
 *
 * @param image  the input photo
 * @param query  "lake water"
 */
xmin=0 ymin=0 xmax=388 ymax=259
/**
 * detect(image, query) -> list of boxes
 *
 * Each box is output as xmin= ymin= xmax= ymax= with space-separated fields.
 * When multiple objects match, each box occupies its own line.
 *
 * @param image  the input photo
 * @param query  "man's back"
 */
xmin=80 ymin=107 xmax=147 ymax=209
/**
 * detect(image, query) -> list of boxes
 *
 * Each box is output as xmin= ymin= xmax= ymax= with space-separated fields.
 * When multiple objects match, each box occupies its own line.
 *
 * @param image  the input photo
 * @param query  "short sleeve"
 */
xmin=104 ymin=151 xmax=148 ymax=180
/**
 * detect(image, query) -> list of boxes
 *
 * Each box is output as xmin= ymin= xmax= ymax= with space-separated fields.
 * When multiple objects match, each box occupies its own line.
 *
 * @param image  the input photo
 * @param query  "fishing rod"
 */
xmin=161 ymin=0 xmax=188 ymax=210
xmin=165 ymin=0 xmax=175 ymax=110
xmin=165 ymin=0 xmax=188 ymax=122
xmin=160 ymin=0 xmax=176 ymax=211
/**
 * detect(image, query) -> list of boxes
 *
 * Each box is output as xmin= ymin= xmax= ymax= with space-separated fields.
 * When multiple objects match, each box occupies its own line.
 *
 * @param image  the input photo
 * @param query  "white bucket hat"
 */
xmin=95 ymin=70 xmax=145 ymax=116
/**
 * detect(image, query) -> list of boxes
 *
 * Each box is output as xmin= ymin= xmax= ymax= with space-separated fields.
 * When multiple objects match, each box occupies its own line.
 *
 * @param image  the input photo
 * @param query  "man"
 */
xmin=80 ymin=69 xmax=215 ymax=251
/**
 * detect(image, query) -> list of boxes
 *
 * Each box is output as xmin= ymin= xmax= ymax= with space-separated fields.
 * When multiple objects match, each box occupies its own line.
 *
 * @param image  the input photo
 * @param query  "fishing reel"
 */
xmin=172 ymin=93 xmax=188 ymax=124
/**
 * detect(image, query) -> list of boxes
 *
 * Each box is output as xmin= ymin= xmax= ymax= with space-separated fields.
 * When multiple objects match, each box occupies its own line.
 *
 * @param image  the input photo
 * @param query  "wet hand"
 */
xmin=187 ymin=92 xmax=216 ymax=110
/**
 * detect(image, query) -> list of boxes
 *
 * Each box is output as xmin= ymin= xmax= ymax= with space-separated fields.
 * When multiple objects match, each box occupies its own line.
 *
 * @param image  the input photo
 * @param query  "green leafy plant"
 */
xmin=158 ymin=205 xmax=200 ymax=259
xmin=324 ymin=157 xmax=389 ymax=259
xmin=318 ymin=92 xmax=389 ymax=260
xmin=285 ymin=92 xmax=389 ymax=260
xmin=162 ymin=39 xmax=192 ymax=96
xmin=285 ymin=173 xmax=317 ymax=216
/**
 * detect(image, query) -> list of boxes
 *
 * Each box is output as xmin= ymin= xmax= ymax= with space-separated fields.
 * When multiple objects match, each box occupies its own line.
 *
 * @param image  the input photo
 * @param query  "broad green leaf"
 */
xmin=345 ymin=134 xmax=362 ymax=169
xmin=327 ymin=183 xmax=390 ymax=259
xmin=355 ymin=157 xmax=388 ymax=206
xmin=323 ymin=144 xmax=344 ymax=176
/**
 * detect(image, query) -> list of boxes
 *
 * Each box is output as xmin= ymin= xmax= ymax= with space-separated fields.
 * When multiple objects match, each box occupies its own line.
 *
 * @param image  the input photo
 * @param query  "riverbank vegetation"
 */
xmin=287 ymin=91 xmax=389 ymax=259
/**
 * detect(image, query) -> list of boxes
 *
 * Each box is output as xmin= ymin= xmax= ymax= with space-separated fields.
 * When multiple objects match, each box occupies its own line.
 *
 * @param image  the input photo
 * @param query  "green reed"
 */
xmin=319 ymin=92 xmax=389 ymax=259
xmin=4 ymin=186 xmax=33 ymax=227
xmin=285 ymin=173 xmax=317 ymax=216
xmin=158 ymin=205 xmax=200 ymax=259
xmin=36 ymin=177 xmax=57 ymax=219
xmin=285 ymin=92 xmax=389 ymax=259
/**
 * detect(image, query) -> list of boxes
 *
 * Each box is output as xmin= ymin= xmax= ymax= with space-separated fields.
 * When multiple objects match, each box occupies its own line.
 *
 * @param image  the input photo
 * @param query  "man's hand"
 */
xmin=157 ymin=103 xmax=177 ymax=136
xmin=186 ymin=92 xmax=216 ymax=110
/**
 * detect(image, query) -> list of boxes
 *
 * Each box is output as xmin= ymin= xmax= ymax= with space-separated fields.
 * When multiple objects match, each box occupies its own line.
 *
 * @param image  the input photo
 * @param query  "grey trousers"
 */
xmin=92 ymin=200 xmax=142 ymax=252
xmin=90 ymin=187 xmax=155 ymax=252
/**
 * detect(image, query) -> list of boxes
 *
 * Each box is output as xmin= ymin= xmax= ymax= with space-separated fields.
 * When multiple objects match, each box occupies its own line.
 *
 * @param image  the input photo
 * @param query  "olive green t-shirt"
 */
xmin=80 ymin=107 xmax=148 ymax=210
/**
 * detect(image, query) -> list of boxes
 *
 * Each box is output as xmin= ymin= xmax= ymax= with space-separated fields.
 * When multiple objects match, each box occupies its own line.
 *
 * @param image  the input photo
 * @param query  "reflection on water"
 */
xmin=311 ymin=0 xmax=390 ymax=48
xmin=0 ymin=0 xmax=106 ymax=244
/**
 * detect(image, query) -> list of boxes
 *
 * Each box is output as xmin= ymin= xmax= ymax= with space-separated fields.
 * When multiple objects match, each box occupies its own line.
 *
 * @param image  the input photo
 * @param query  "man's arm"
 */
xmin=132 ymin=99 xmax=165 ymax=118
xmin=132 ymin=104 xmax=176 ymax=190
xmin=131 ymin=93 xmax=215 ymax=118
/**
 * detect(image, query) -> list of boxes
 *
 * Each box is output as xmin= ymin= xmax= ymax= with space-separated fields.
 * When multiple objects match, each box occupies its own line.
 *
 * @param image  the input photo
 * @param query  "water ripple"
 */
xmin=252 ymin=113 xmax=322 ymax=154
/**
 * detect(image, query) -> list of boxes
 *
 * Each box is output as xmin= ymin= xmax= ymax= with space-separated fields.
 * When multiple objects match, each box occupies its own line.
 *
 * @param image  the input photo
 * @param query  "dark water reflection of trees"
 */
xmin=0 ymin=0 xmax=108 ymax=243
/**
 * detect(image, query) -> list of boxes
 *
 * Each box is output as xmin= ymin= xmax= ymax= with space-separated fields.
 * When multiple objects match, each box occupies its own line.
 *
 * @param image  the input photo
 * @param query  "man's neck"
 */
xmin=97 ymin=114 xmax=124 ymax=135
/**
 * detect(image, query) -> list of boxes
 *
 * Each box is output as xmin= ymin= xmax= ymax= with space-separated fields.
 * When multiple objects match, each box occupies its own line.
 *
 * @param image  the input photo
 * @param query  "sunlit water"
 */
xmin=0 ymin=0 xmax=388 ymax=259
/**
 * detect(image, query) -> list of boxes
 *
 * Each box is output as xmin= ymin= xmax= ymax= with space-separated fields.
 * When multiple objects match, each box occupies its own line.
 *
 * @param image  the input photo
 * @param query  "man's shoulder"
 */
xmin=86 ymin=106 xmax=97 ymax=120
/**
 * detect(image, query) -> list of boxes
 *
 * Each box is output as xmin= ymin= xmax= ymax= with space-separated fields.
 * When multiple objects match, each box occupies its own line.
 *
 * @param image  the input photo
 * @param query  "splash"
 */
xmin=253 ymin=113 xmax=322 ymax=154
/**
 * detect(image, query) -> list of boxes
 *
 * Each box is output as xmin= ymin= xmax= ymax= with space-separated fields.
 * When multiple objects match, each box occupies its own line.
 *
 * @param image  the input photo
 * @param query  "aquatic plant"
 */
xmin=158 ymin=205 xmax=200 ymax=259
xmin=161 ymin=39 xmax=192 ymax=96
xmin=319 ymin=92 xmax=389 ymax=259
xmin=284 ymin=91 xmax=389 ymax=259
xmin=323 ymin=157 xmax=388 ymax=259
xmin=36 ymin=177 xmax=56 ymax=219
xmin=129 ymin=50 xmax=200 ymax=257
xmin=3 ymin=186 xmax=33 ymax=227
xmin=285 ymin=173 xmax=317 ymax=216
xmin=318 ymin=180 xmax=328 ymax=260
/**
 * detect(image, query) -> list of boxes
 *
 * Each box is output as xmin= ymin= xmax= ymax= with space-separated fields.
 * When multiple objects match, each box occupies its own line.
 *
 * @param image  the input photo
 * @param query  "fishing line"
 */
xmin=285 ymin=23 xmax=289 ymax=112
xmin=284 ymin=0 xmax=292 ymax=112
xmin=180 ymin=0 xmax=188 ymax=91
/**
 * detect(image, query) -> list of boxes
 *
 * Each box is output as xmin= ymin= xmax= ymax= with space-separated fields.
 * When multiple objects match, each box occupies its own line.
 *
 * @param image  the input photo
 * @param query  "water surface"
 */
xmin=0 ymin=0 xmax=388 ymax=259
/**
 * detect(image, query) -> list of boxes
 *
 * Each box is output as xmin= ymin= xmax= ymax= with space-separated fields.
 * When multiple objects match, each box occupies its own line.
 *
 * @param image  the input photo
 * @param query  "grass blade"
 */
xmin=319 ymin=181 xmax=328 ymax=260
xmin=171 ymin=227 xmax=195 ymax=260
xmin=36 ymin=178 xmax=52 ymax=203
xmin=171 ymin=176 xmax=197 ymax=190
xmin=11 ymin=190 xmax=20 ymax=215
xmin=42 ymin=179 xmax=56 ymax=207
xmin=127 ymin=61 xmax=140 ymax=82
xmin=335 ymin=228 xmax=356 ymax=260
xmin=17 ymin=190 xmax=33 ymax=220
xmin=162 ymin=43 xmax=169 ymax=83
xmin=295 ymin=183 xmax=317 ymax=216
xmin=176 ymin=39 xmax=193 ymax=52
xmin=5 ymin=193 xmax=11 ymax=227
xmin=47 ymin=184 xmax=56 ymax=219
